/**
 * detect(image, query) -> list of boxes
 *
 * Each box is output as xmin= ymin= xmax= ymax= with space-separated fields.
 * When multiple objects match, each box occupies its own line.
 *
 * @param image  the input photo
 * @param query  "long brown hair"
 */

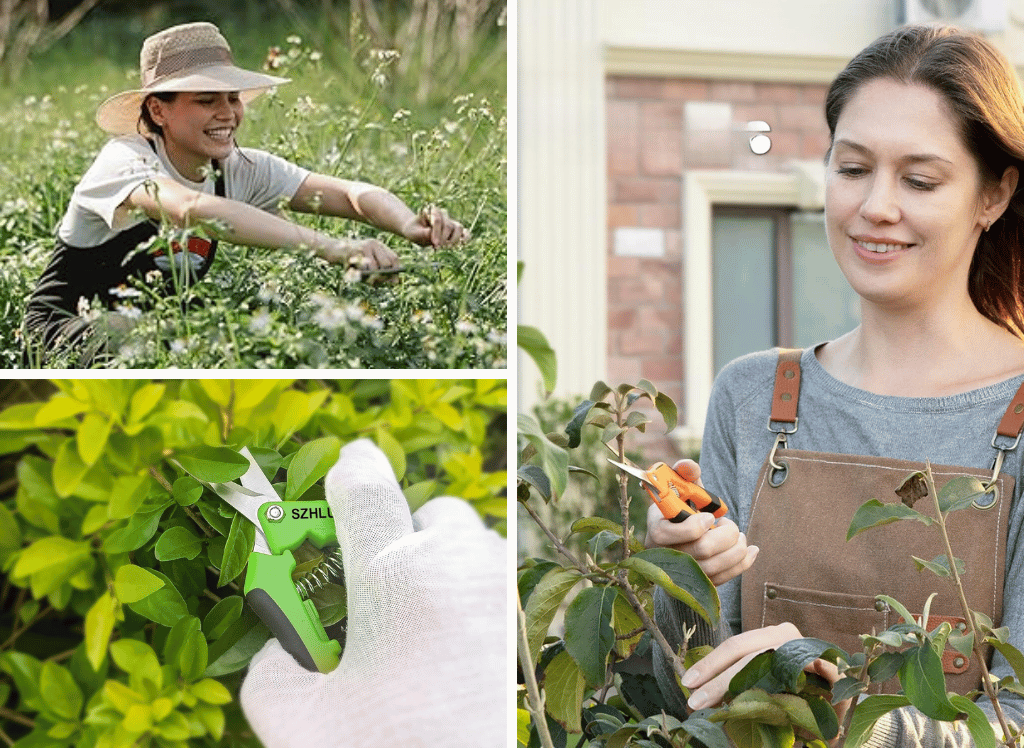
xmin=825 ymin=25 xmax=1024 ymax=338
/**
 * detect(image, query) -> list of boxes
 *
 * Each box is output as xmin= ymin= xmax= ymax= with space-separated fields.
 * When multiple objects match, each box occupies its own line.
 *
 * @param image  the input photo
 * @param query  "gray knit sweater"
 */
xmin=653 ymin=346 xmax=1024 ymax=746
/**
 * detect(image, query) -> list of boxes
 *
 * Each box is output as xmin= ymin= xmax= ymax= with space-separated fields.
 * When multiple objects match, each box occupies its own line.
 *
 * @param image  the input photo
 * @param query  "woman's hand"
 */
xmin=317 ymin=238 xmax=400 ymax=270
xmin=401 ymin=206 xmax=469 ymax=247
xmin=644 ymin=459 xmax=758 ymax=586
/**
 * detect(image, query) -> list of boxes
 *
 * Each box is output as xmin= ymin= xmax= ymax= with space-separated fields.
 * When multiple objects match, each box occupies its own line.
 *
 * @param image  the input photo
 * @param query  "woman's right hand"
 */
xmin=643 ymin=459 xmax=759 ymax=586
xmin=318 ymin=237 xmax=400 ymax=270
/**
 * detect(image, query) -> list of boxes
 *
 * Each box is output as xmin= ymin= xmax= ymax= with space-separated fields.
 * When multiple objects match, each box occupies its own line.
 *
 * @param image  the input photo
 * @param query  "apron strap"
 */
xmin=996 ymin=379 xmax=1024 ymax=440
xmin=770 ymin=348 xmax=803 ymax=425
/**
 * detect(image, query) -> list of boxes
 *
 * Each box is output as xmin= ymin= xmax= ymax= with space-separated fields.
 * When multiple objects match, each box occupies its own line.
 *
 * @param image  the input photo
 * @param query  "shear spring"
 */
xmin=295 ymin=547 xmax=345 ymax=599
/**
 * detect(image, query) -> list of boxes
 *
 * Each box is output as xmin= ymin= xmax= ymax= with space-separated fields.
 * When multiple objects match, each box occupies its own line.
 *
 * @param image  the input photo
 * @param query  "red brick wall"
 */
xmin=605 ymin=75 xmax=831 ymax=451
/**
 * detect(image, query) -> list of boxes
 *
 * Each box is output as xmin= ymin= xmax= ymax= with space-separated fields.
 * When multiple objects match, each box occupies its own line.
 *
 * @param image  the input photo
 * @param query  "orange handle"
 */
xmin=645 ymin=462 xmax=728 ymax=522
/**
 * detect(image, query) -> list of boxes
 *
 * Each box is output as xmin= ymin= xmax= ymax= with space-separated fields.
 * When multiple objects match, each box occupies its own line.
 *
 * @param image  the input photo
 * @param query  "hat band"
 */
xmin=146 ymin=45 xmax=233 ymax=87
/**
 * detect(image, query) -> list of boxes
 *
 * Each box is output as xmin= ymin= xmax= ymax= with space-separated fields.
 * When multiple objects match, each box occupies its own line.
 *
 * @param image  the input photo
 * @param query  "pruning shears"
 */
xmin=177 ymin=448 xmax=343 ymax=673
xmin=607 ymin=456 xmax=728 ymax=523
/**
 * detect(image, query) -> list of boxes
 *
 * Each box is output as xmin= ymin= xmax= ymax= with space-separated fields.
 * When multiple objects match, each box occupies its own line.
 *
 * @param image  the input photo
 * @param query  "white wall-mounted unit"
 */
xmin=902 ymin=0 xmax=1007 ymax=33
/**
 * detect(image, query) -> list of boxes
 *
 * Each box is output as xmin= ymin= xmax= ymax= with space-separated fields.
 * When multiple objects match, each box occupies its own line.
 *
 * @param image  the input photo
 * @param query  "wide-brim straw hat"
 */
xmin=96 ymin=22 xmax=289 ymax=136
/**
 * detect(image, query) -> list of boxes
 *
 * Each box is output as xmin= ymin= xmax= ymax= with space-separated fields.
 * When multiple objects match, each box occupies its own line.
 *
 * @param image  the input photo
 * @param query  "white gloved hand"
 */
xmin=240 ymin=439 xmax=506 ymax=747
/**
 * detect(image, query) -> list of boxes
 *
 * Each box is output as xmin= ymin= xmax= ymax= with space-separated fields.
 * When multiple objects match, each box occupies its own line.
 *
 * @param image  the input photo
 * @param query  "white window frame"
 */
xmin=678 ymin=167 xmax=823 ymax=447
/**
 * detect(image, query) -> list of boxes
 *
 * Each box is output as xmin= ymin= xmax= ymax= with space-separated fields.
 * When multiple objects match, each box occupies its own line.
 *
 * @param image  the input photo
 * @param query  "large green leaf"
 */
xmin=76 ymin=412 xmax=112 ymax=466
xmin=518 ymin=324 xmax=557 ymax=393
xmin=52 ymin=438 xmax=90 ymax=498
xmin=203 ymin=597 xmax=244 ymax=641
xmin=543 ymin=650 xmax=585 ymax=733
xmin=102 ymin=507 xmax=165 ymax=553
xmin=518 ymin=414 xmax=568 ymax=498
xmin=39 ymin=661 xmax=82 ymax=721
xmin=937 ymin=476 xmax=988 ymax=513
xmin=523 ymin=568 xmax=581 ymax=668
xmin=284 ymin=436 xmax=341 ymax=501
xmin=948 ymin=694 xmax=996 ymax=748
xmin=12 ymin=536 xmax=89 ymax=579
xmin=175 ymin=447 xmax=250 ymax=483
xmin=125 ymin=569 xmax=188 ymax=627
xmin=204 ymin=609 xmax=271 ymax=677
xmin=620 ymin=548 xmax=719 ymax=625
xmin=562 ymin=586 xmax=616 ymax=688
xmin=846 ymin=499 xmax=933 ymax=541
xmin=898 ymin=644 xmax=961 ymax=721
xmin=769 ymin=638 xmax=847 ymax=693
xmin=564 ymin=400 xmax=596 ymax=449
xmin=218 ymin=511 xmax=256 ymax=587
xmin=84 ymin=592 xmax=118 ymax=672
xmin=113 ymin=564 xmax=165 ymax=604
xmin=844 ymin=695 xmax=911 ymax=748
xmin=154 ymin=526 xmax=203 ymax=562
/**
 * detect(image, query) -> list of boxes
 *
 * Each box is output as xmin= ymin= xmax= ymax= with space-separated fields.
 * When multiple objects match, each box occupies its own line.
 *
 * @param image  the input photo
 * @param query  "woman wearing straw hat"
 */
xmin=22 ymin=21 xmax=467 ymax=365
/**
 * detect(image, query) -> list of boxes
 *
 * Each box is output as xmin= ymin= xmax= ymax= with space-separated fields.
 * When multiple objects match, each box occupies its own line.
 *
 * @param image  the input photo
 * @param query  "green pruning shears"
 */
xmin=178 ymin=448 xmax=343 ymax=673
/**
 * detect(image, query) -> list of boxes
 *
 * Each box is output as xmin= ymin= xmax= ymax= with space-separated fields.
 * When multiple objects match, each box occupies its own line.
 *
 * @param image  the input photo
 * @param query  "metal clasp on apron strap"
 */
xmin=984 ymin=382 xmax=1024 ymax=508
xmin=767 ymin=349 xmax=803 ymax=487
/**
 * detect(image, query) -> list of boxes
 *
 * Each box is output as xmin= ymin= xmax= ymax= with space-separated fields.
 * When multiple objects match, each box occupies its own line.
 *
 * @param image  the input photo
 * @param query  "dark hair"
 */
xmin=825 ymin=24 xmax=1024 ymax=338
xmin=139 ymin=92 xmax=178 ymax=137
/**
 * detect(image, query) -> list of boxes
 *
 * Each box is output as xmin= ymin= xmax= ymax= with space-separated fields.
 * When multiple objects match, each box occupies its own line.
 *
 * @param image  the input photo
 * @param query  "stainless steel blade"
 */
xmin=607 ymin=458 xmax=656 ymax=489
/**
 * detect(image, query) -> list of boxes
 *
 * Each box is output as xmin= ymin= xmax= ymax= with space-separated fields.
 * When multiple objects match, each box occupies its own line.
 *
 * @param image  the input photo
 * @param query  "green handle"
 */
xmin=243 ymin=500 xmax=342 ymax=673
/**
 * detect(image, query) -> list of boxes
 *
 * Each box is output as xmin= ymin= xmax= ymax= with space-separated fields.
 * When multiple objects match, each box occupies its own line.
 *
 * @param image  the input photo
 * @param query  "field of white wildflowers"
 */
xmin=0 ymin=28 xmax=506 ymax=369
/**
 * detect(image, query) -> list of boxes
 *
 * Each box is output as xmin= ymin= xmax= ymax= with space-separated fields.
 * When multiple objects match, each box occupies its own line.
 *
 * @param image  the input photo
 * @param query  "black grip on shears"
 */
xmin=245 ymin=588 xmax=318 ymax=672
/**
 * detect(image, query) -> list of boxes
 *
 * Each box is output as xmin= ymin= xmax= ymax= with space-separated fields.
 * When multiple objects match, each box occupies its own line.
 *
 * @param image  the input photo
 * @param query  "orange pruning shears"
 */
xmin=608 ymin=457 xmax=727 ymax=523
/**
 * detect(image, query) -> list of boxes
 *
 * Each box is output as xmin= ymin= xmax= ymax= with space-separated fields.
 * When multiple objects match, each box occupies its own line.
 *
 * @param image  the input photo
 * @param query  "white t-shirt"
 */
xmin=58 ymin=134 xmax=310 ymax=247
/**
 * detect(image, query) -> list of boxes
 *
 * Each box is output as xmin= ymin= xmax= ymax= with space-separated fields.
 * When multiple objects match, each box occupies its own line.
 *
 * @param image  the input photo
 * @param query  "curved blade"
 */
xmin=607 ymin=458 xmax=656 ymax=489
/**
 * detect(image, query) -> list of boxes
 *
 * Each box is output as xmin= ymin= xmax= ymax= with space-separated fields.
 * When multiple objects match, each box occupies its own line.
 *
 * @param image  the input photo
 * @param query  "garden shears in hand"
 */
xmin=607 ymin=455 xmax=728 ymax=523
xmin=177 ymin=448 xmax=344 ymax=673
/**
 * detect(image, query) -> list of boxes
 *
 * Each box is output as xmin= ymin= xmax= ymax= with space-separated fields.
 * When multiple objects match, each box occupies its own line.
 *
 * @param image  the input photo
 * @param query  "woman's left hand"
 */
xmin=402 ymin=206 xmax=469 ymax=247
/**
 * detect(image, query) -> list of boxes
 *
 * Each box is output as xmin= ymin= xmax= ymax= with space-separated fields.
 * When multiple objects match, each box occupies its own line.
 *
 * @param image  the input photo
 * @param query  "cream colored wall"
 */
xmin=517 ymin=0 xmax=1024 ymax=409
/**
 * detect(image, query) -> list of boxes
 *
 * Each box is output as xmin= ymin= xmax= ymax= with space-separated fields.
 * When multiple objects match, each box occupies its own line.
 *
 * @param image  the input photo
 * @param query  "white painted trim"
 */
xmin=679 ymin=169 xmax=823 ymax=444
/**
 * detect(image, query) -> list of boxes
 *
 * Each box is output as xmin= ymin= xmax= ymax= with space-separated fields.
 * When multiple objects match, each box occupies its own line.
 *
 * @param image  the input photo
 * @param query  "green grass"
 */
xmin=0 ymin=5 xmax=507 ymax=369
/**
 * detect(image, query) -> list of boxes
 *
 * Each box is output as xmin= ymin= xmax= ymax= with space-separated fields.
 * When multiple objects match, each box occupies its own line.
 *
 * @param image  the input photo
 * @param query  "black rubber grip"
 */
xmin=246 ymin=588 xmax=318 ymax=672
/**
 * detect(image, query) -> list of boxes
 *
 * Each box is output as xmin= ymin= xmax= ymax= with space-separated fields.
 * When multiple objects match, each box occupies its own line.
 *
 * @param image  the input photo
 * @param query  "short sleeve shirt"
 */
xmin=57 ymin=134 xmax=311 ymax=247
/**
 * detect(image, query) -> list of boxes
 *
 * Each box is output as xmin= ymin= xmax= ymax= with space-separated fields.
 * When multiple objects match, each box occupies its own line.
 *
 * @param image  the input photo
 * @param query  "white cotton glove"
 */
xmin=240 ymin=439 xmax=506 ymax=747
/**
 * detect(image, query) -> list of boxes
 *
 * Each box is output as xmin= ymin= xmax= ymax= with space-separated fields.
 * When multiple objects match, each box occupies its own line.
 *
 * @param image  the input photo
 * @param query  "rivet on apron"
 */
xmin=954 ymin=656 xmax=967 ymax=669
xmin=875 ymin=600 xmax=887 ymax=612
xmin=956 ymin=621 xmax=968 ymax=632
xmin=766 ymin=587 xmax=778 ymax=600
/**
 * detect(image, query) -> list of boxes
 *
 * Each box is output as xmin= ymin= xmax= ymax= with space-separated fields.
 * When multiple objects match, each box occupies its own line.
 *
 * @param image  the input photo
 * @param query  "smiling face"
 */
xmin=824 ymin=78 xmax=1000 ymax=314
xmin=147 ymin=91 xmax=243 ymax=181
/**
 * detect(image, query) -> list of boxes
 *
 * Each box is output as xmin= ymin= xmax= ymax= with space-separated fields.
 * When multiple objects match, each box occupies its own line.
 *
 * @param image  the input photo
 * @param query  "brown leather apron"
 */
xmin=740 ymin=349 xmax=1020 ymax=694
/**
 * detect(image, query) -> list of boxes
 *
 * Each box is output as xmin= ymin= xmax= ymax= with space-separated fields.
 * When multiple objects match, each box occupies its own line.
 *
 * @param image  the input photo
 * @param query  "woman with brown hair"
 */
xmin=647 ymin=24 xmax=1024 ymax=746
xmin=23 ymin=22 xmax=466 ymax=365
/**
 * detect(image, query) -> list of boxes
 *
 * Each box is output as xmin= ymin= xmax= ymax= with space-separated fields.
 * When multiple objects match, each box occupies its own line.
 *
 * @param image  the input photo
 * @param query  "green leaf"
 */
xmin=0 ymin=503 xmax=22 ymax=564
xmin=610 ymin=590 xmax=644 ymax=659
xmin=911 ymin=554 xmax=965 ymax=578
xmin=13 ymin=536 xmax=90 ymax=578
xmin=272 ymin=389 xmax=330 ymax=448
xmin=948 ymin=694 xmax=996 ymax=748
xmin=374 ymin=429 xmax=406 ymax=482
xmin=179 ymin=625 xmax=209 ymax=682
xmin=844 ymin=695 xmax=911 ymax=748
xmin=563 ymin=586 xmax=616 ymax=688
xmin=988 ymin=639 xmax=1024 ymax=684
xmin=543 ymin=650 xmax=585 ymax=733
xmin=523 ymin=568 xmax=581 ymax=668
xmin=125 ymin=569 xmax=188 ymax=627
xmin=34 ymin=395 xmax=88 ymax=426
xmin=846 ymin=499 xmax=934 ymax=540
xmin=0 ymin=402 xmax=44 ymax=430
xmin=204 ymin=609 xmax=271 ymax=677
xmin=655 ymin=392 xmax=678 ymax=431
xmin=109 ymin=639 xmax=160 ymax=684
xmin=898 ymin=643 xmax=961 ymax=721
xmin=76 ymin=412 xmax=113 ymax=466
xmin=517 ymin=465 xmax=551 ymax=501
xmin=770 ymin=638 xmax=847 ymax=693
xmin=876 ymin=595 xmax=918 ymax=626
xmin=565 ymin=400 xmax=596 ymax=449
xmin=102 ymin=507 xmax=165 ymax=553
xmin=218 ymin=511 xmax=256 ymax=587
xmin=172 ymin=476 xmax=203 ymax=506
xmin=203 ymin=597 xmax=244 ymax=640
xmin=39 ymin=661 xmax=83 ymax=720
xmin=154 ymin=526 xmax=203 ymax=561
xmin=52 ymin=438 xmax=90 ymax=498
xmin=284 ymin=436 xmax=341 ymax=501
xmin=175 ymin=446 xmax=250 ymax=483
xmin=84 ymin=592 xmax=118 ymax=672
xmin=518 ymin=414 xmax=569 ymax=498
xmin=621 ymin=548 xmax=720 ymax=625
xmin=0 ymin=651 xmax=44 ymax=712
xmin=191 ymin=678 xmax=231 ymax=705
xmin=127 ymin=383 xmax=166 ymax=427
xmin=937 ymin=476 xmax=988 ymax=513
xmin=113 ymin=564 xmax=165 ymax=604
xmin=518 ymin=324 xmax=557 ymax=393
xmin=108 ymin=475 xmax=150 ymax=520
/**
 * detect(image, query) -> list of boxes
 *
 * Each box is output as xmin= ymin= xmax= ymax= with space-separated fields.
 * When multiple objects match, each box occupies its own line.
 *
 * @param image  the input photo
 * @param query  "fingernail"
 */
xmin=687 ymin=689 xmax=709 ymax=710
xmin=700 ymin=513 xmax=716 ymax=530
xmin=681 ymin=668 xmax=701 ymax=689
xmin=747 ymin=545 xmax=760 ymax=562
